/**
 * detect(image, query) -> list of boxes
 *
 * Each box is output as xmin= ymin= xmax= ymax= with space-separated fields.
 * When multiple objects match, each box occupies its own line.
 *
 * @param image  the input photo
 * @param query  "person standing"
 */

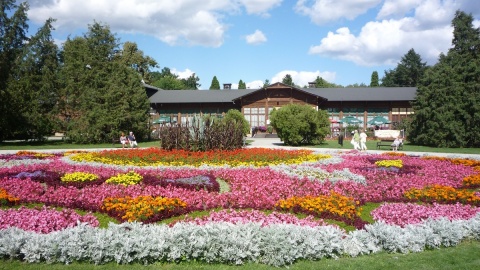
xmin=338 ymin=131 xmax=344 ymax=147
xmin=353 ymin=130 xmax=361 ymax=150
xmin=127 ymin=131 xmax=138 ymax=148
xmin=359 ymin=129 xmax=368 ymax=151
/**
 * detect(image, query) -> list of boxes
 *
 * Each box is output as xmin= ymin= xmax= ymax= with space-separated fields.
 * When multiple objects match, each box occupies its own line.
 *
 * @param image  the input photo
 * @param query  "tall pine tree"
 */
xmin=0 ymin=1 xmax=29 ymax=141
xmin=209 ymin=76 xmax=220 ymax=90
xmin=8 ymin=18 xmax=60 ymax=140
xmin=409 ymin=10 xmax=480 ymax=147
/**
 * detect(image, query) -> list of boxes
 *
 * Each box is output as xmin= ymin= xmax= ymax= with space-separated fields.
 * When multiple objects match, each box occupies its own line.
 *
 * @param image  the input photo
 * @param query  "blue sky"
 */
xmin=23 ymin=0 xmax=480 ymax=89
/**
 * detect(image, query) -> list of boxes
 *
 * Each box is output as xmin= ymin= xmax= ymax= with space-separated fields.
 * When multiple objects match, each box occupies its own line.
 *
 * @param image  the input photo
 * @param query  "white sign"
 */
xmin=374 ymin=130 xmax=400 ymax=139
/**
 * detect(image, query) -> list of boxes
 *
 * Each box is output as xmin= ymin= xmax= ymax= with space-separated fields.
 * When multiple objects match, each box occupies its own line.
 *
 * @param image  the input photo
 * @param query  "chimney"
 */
xmin=308 ymin=82 xmax=316 ymax=88
xmin=223 ymin=83 xmax=232 ymax=89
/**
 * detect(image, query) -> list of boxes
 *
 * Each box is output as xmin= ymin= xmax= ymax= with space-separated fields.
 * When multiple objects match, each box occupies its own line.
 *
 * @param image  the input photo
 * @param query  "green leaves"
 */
xmin=270 ymin=104 xmax=330 ymax=146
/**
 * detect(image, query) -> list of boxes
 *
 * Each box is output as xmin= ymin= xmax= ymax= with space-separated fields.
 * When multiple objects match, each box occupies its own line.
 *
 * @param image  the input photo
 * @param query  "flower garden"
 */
xmin=1 ymin=148 xmax=480 ymax=267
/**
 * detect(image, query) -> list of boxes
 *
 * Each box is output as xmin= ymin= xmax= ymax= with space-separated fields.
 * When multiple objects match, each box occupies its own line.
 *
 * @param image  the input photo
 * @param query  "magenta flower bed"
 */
xmin=371 ymin=202 xmax=480 ymax=227
xmin=176 ymin=209 xmax=333 ymax=228
xmin=0 ymin=206 xmax=99 ymax=233
xmin=0 ymin=152 xmax=479 ymax=232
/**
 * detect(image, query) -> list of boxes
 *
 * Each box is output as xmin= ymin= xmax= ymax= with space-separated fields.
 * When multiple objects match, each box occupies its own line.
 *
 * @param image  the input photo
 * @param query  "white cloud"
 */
xmin=26 ymin=0 xmax=281 ymax=47
xmin=171 ymin=68 xmax=195 ymax=79
xmin=245 ymin=30 xmax=267 ymax=44
xmin=308 ymin=0 xmax=463 ymax=66
xmin=271 ymin=70 xmax=336 ymax=87
xmin=239 ymin=0 xmax=282 ymax=17
xmin=294 ymin=0 xmax=382 ymax=25
xmin=377 ymin=0 xmax=422 ymax=19
xmin=246 ymin=80 xmax=264 ymax=89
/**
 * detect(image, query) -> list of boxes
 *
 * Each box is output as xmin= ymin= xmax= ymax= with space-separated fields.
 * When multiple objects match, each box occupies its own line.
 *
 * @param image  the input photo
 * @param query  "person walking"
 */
xmin=359 ymin=129 xmax=368 ymax=151
xmin=352 ymin=130 xmax=361 ymax=150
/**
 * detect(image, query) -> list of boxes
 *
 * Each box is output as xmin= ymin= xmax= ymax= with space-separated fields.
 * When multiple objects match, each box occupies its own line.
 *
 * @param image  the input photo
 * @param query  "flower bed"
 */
xmin=0 ymin=148 xmax=479 ymax=266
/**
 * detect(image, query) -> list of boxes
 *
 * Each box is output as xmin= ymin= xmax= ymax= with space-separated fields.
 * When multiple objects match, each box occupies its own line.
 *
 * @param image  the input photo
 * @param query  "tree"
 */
xmin=409 ymin=10 xmax=480 ymax=147
xmin=282 ymin=74 xmax=294 ymax=86
xmin=116 ymin=41 xmax=157 ymax=84
xmin=263 ymin=79 xmax=270 ymax=88
xmin=0 ymin=0 xmax=29 ymax=141
xmin=345 ymin=83 xmax=367 ymax=88
xmin=181 ymin=73 xmax=200 ymax=89
xmin=381 ymin=48 xmax=428 ymax=87
xmin=238 ymin=79 xmax=246 ymax=89
xmin=209 ymin=76 xmax=220 ymax=90
xmin=313 ymin=76 xmax=335 ymax=88
xmin=370 ymin=71 xmax=379 ymax=87
xmin=270 ymin=104 xmax=330 ymax=146
xmin=60 ymin=21 xmax=150 ymax=143
xmin=7 ymin=18 xmax=60 ymax=140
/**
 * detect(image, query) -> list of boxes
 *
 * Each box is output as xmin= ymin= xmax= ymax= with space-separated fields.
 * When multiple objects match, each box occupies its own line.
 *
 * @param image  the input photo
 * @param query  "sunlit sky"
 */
xmin=23 ymin=0 xmax=480 ymax=89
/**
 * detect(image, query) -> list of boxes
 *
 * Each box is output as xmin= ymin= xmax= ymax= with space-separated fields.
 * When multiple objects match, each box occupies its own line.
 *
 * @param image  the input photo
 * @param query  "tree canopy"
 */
xmin=209 ymin=76 xmax=220 ymax=90
xmin=409 ymin=10 xmax=480 ymax=147
xmin=370 ymin=71 xmax=379 ymax=87
xmin=238 ymin=79 xmax=246 ymax=89
xmin=381 ymin=48 xmax=428 ymax=87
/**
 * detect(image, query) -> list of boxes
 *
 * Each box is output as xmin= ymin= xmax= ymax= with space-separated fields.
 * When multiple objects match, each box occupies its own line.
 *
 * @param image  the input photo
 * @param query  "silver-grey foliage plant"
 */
xmin=0 ymin=214 xmax=479 ymax=267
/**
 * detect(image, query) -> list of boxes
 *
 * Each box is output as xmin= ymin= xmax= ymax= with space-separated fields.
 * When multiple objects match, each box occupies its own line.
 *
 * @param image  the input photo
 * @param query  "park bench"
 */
xmin=376 ymin=138 xmax=403 ymax=150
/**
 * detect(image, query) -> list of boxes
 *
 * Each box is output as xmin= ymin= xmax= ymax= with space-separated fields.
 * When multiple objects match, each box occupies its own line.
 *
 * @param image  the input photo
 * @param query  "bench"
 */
xmin=376 ymin=139 xmax=403 ymax=150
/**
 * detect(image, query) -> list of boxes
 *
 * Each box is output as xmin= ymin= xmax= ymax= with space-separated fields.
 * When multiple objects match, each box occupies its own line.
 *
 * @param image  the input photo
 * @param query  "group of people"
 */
xmin=119 ymin=132 xmax=137 ymax=149
xmin=351 ymin=130 xmax=368 ymax=151
xmin=344 ymin=129 xmax=402 ymax=152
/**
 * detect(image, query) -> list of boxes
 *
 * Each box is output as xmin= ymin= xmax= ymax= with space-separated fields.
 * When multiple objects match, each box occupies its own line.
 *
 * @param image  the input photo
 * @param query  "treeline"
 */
xmin=0 ymin=1 xmax=158 ymax=143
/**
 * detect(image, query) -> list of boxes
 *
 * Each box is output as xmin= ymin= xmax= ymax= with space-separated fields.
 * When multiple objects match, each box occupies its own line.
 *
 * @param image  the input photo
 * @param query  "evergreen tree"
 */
xmin=238 ymin=79 xmax=246 ymax=89
xmin=381 ymin=48 xmax=427 ymax=87
xmin=370 ymin=71 xmax=379 ymax=87
xmin=282 ymin=74 xmax=294 ymax=86
xmin=7 ymin=18 xmax=60 ymax=140
xmin=209 ymin=76 xmax=220 ymax=90
xmin=0 ymin=1 xmax=29 ymax=141
xmin=61 ymin=22 xmax=149 ymax=143
xmin=263 ymin=79 xmax=270 ymax=88
xmin=409 ymin=10 xmax=480 ymax=147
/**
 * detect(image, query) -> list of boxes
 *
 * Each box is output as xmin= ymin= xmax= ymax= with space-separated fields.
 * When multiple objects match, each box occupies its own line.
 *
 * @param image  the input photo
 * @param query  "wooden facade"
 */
xmin=147 ymin=82 xmax=416 ymax=130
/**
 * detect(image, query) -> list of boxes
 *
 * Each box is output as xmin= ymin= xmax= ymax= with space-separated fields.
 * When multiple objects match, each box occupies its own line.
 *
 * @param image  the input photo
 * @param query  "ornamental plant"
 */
xmin=275 ymin=192 xmax=362 ymax=222
xmin=105 ymin=171 xmax=143 ymax=186
xmin=404 ymin=184 xmax=480 ymax=205
xmin=70 ymin=148 xmax=331 ymax=167
xmin=61 ymin=172 xmax=99 ymax=183
xmin=102 ymin=195 xmax=188 ymax=222
xmin=375 ymin=159 xmax=403 ymax=168
xmin=463 ymin=174 xmax=480 ymax=188
xmin=0 ymin=188 xmax=19 ymax=206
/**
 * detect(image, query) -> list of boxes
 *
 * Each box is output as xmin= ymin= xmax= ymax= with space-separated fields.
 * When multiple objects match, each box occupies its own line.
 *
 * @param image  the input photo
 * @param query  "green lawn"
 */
xmin=2 ymin=138 xmax=479 ymax=155
xmin=314 ymin=139 xmax=480 ymax=154
xmin=0 ymin=139 xmax=160 ymax=150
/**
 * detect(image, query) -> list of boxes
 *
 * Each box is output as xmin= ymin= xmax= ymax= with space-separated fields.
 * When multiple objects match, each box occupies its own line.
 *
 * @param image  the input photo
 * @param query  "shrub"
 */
xmin=270 ymin=104 xmax=330 ymax=146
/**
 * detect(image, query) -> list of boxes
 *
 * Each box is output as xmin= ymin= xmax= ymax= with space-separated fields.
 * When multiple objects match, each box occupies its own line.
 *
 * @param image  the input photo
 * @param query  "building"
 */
xmin=147 ymin=82 xmax=416 ymax=130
